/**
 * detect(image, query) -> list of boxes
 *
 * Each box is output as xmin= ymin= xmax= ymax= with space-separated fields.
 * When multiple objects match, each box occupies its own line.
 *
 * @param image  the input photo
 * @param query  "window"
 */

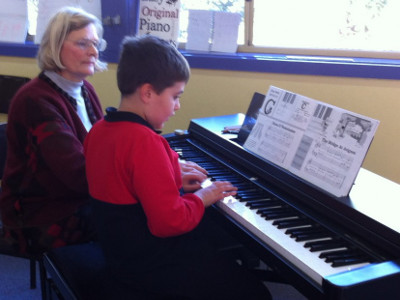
xmin=27 ymin=0 xmax=38 ymax=37
xmin=248 ymin=0 xmax=400 ymax=58
xmin=179 ymin=0 xmax=400 ymax=59
xmin=1 ymin=0 xmax=399 ymax=80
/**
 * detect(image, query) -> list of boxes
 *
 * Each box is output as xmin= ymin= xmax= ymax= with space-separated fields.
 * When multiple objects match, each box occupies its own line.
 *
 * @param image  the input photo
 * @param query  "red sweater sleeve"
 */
xmin=131 ymin=132 xmax=205 ymax=237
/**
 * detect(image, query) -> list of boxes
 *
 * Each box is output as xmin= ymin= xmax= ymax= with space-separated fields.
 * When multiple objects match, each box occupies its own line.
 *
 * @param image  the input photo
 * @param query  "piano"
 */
xmin=165 ymin=113 xmax=400 ymax=300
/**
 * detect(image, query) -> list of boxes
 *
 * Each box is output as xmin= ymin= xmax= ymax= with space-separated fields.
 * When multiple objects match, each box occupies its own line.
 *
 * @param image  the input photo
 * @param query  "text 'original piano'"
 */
xmin=164 ymin=91 xmax=400 ymax=299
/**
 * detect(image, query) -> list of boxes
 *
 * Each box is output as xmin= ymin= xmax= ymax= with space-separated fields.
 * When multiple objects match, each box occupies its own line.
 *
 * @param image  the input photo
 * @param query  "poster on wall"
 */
xmin=0 ymin=0 xmax=28 ymax=43
xmin=138 ymin=0 xmax=181 ymax=46
xmin=35 ymin=0 xmax=102 ymax=44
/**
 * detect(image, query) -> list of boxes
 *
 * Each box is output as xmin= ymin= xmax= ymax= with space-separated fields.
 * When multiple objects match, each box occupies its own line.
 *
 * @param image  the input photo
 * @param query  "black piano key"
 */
xmin=285 ymin=225 xmax=318 ymax=235
xmin=294 ymin=231 xmax=333 ymax=242
xmin=324 ymin=253 xmax=361 ymax=263
xmin=245 ymin=200 xmax=281 ymax=207
xmin=236 ymin=189 xmax=262 ymax=195
xmin=244 ymin=198 xmax=273 ymax=204
xmin=286 ymin=225 xmax=333 ymax=241
xmin=304 ymin=239 xmax=347 ymax=252
xmin=245 ymin=199 xmax=278 ymax=209
xmin=321 ymin=248 xmax=372 ymax=267
xmin=211 ymin=176 xmax=242 ymax=182
xmin=209 ymin=173 xmax=235 ymax=178
xmin=182 ymin=157 xmax=207 ymax=163
xmin=237 ymin=189 xmax=268 ymax=200
xmin=257 ymin=205 xmax=286 ymax=214
xmin=319 ymin=249 xmax=354 ymax=259
xmin=331 ymin=257 xmax=370 ymax=267
xmin=200 ymin=166 xmax=221 ymax=171
xmin=273 ymin=218 xmax=314 ymax=229
xmin=236 ymin=190 xmax=264 ymax=195
xmin=234 ymin=186 xmax=261 ymax=192
xmin=259 ymin=207 xmax=299 ymax=220
xmin=246 ymin=202 xmax=272 ymax=209
xmin=237 ymin=195 xmax=268 ymax=202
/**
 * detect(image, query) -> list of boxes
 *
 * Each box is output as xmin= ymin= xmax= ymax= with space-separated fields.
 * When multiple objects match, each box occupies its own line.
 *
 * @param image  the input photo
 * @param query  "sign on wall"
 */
xmin=138 ymin=0 xmax=181 ymax=46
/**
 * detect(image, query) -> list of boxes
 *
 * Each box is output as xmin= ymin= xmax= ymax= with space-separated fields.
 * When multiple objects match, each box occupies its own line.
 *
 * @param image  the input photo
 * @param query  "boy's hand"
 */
xmin=182 ymin=169 xmax=208 ymax=192
xmin=180 ymin=160 xmax=208 ymax=175
xmin=194 ymin=181 xmax=237 ymax=207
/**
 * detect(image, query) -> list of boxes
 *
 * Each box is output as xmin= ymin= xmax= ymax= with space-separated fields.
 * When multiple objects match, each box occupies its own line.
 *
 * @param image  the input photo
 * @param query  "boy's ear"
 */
xmin=139 ymin=83 xmax=154 ymax=103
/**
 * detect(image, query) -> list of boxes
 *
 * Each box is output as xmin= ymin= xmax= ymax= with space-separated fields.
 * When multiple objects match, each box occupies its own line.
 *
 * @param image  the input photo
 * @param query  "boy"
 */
xmin=84 ymin=35 xmax=271 ymax=299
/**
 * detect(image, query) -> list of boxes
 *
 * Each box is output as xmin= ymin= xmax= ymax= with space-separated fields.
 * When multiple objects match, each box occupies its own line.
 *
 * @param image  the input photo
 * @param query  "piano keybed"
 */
xmin=169 ymin=138 xmax=380 ymax=286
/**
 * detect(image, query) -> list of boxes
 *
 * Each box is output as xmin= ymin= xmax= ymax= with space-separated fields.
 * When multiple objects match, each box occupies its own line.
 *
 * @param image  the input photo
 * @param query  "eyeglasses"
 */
xmin=67 ymin=38 xmax=107 ymax=52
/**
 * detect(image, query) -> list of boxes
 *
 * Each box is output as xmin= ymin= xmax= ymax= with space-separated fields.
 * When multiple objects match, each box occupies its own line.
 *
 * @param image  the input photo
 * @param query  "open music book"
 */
xmin=243 ymin=86 xmax=379 ymax=197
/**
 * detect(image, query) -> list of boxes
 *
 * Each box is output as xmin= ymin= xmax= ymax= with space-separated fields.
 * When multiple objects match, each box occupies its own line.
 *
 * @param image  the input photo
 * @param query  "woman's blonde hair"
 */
xmin=37 ymin=6 xmax=107 ymax=72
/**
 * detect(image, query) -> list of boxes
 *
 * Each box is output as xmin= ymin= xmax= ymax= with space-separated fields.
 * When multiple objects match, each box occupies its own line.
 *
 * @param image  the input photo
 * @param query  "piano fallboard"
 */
xmin=165 ymin=114 xmax=400 ymax=299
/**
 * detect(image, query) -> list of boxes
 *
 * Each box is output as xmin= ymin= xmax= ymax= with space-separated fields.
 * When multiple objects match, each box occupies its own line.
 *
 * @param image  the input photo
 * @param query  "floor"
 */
xmin=0 ymin=254 xmax=42 ymax=300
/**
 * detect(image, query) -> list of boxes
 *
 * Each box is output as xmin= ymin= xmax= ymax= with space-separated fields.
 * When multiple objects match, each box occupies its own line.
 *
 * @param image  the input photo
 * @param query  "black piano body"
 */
xmin=165 ymin=114 xmax=400 ymax=300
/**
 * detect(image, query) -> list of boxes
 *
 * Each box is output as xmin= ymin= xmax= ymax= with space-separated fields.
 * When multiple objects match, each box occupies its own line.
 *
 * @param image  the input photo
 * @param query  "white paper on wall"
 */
xmin=35 ymin=0 xmax=102 ymax=44
xmin=185 ymin=9 xmax=240 ymax=53
xmin=0 ymin=0 xmax=28 ymax=43
xmin=211 ymin=11 xmax=240 ymax=53
xmin=185 ymin=9 xmax=213 ymax=51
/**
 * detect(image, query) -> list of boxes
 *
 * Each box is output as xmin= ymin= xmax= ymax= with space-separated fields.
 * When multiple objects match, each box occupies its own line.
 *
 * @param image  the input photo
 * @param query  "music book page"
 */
xmin=244 ymin=86 xmax=380 ymax=197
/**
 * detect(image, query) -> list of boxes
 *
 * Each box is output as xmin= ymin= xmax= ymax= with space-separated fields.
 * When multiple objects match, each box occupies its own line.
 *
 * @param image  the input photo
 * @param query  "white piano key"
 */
xmin=214 ymin=195 xmax=369 ymax=286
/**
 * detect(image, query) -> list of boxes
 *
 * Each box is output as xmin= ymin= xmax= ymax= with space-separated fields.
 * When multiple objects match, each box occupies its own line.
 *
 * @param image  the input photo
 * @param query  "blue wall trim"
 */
xmin=0 ymin=42 xmax=38 ymax=58
xmin=1 ymin=42 xmax=399 ymax=80
xmin=181 ymin=50 xmax=400 ymax=80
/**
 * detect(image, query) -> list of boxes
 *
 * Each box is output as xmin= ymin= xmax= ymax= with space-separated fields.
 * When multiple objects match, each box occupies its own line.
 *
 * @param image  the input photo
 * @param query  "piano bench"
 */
xmin=43 ymin=242 xmax=114 ymax=300
xmin=43 ymin=243 xmax=192 ymax=300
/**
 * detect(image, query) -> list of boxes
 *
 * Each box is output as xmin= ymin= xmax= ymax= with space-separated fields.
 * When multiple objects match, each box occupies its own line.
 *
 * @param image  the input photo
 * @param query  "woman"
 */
xmin=0 ymin=6 xmax=107 ymax=254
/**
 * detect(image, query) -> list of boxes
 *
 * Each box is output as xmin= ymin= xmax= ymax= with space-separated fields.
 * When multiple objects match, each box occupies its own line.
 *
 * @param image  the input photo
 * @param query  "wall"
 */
xmin=1 ymin=55 xmax=399 ymax=185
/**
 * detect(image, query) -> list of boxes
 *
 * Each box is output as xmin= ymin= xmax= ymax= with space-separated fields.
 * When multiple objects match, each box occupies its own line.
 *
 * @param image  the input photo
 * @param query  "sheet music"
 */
xmin=0 ymin=0 xmax=28 ymax=43
xmin=244 ymin=86 xmax=379 ymax=197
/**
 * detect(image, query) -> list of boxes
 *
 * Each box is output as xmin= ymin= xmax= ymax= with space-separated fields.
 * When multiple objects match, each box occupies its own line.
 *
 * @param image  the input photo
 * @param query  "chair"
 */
xmin=0 ymin=122 xmax=6 ymax=179
xmin=0 ymin=75 xmax=30 ymax=114
xmin=0 ymin=123 xmax=47 ymax=299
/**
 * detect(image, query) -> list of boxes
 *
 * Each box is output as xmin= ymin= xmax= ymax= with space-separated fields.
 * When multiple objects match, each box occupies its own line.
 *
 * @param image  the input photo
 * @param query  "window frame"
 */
xmin=0 ymin=0 xmax=399 ymax=80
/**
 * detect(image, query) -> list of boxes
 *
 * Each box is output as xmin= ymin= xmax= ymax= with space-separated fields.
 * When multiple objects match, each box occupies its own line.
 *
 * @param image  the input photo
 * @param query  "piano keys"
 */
xmin=165 ymin=114 xmax=400 ymax=300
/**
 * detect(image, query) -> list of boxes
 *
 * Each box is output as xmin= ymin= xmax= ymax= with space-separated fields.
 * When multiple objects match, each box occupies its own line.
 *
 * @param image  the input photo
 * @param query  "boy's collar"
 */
xmin=104 ymin=107 xmax=162 ymax=134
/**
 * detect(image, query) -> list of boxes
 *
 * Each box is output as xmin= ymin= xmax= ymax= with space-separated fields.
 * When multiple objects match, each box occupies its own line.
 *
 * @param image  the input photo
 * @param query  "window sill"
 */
xmin=0 ymin=42 xmax=38 ymax=58
xmin=181 ymin=50 xmax=400 ymax=80
xmin=1 ymin=43 xmax=399 ymax=80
